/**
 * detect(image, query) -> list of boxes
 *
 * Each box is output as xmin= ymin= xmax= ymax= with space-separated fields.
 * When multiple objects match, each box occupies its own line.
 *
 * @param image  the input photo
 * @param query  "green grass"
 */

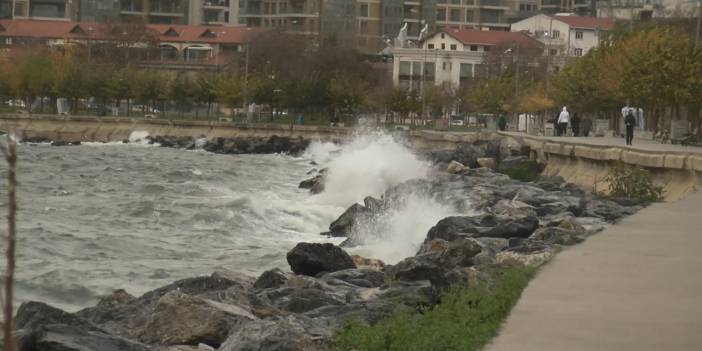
xmin=335 ymin=266 xmax=536 ymax=351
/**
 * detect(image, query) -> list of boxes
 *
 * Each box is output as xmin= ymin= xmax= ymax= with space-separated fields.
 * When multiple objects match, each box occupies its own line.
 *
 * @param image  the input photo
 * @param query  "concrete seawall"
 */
xmin=1 ymin=115 xmax=700 ymax=200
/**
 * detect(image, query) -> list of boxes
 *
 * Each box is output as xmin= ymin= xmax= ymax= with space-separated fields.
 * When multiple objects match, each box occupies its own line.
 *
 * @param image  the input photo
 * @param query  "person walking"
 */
xmin=625 ymin=109 xmax=637 ymax=145
xmin=581 ymin=116 xmax=592 ymax=137
xmin=571 ymin=113 xmax=581 ymax=136
xmin=557 ymin=107 xmax=570 ymax=136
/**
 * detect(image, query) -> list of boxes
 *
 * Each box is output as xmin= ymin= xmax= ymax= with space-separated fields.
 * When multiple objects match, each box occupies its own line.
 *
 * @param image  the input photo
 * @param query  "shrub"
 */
xmin=335 ymin=266 xmax=535 ymax=351
xmin=605 ymin=162 xmax=663 ymax=202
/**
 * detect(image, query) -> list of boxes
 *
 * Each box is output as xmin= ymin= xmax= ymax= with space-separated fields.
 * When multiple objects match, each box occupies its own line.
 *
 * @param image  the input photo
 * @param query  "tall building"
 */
xmin=596 ymin=0 xmax=665 ymax=20
xmin=0 ymin=0 xmax=76 ymax=20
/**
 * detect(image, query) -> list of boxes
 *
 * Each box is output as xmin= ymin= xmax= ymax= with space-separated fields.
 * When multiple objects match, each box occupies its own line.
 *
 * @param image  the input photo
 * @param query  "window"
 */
xmin=575 ymin=31 xmax=583 ymax=40
xmin=428 ymin=43 xmax=435 ymax=49
xmin=451 ymin=0 xmax=460 ymax=4
xmin=464 ymin=0 xmax=474 ymax=4
xmin=483 ymin=46 xmax=490 ymax=52
xmin=466 ymin=10 xmax=474 ymax=22
xmin=436 ymin=8 xmax=446 ymax=21
xmin=360 ymin=21 xmax=368 ymax=34
xmin=442 ymin=62 xmax=452 ymax=71
xmin=441 ymin=43 xmax=445 ymax=50
xmin=450 ymin=44 xmax=457 ymax=50
xmin=549 ymin=48 xmax=558 ymax=56
xmin=441 ymin=33 xmax=445 ymax=39
xmin=399 ymin=61 xmax=411 ymax=75
xmin=552 ymin=30 xmax=560 ymax=39
xmin=574 ymin=48 xmax=583 ymax=57
xmin=460 ymin=63 xmax=473 ymax=78
xmin=470 ymin=44 xmax=478 ymax=51
xmin=450 ymin=8 xmax=460 ymax=22
xmin=360 ymin=3 xmax=368 ymax=17
xmin=424 ymin=62 xmax=435 ymax=79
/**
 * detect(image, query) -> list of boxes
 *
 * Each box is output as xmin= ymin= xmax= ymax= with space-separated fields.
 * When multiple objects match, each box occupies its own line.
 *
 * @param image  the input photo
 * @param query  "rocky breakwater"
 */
xmin=11 ymin=137 xmax=645 ymax=351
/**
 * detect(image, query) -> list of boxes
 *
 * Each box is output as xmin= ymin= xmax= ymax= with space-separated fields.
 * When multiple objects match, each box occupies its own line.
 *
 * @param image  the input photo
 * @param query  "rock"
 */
xmin=482 ymin=215 xmax=539 ymax=239
xmin=73 ymin=289 xmax=136 ymax=325
xmin=497 ymin=156 xmax=542 ymax=181
xmin=218 ymin=315 xmax=330 ymax=351
xmin=496 ymin=249 xmax=554 ymax=267
xmin=303 ymin=300 xmax=402 ymax=328
xmin=321 ymin=268 xmax=385 ymax=288
xmin=350 ymin=254 xmax=386 ymax=271
xmin=489 ymin=199 xmax=536 ymax=218
xmin=19 ymin=324 xmax=150 ymax=351
xmin=378 ymin=280 xmax=438 ymax=307
xmin=473 ymin=237 xmax=509 ymax=254
xmin=139 ymin=291 xmax=255 ymax=347
xmin=283 ymin=288 xmax=344 ymax=313
xmin=254 ymin=268 xmax=289 ymax=290
xmin=446 ymin=160 xmax=467 ymax=174
xmin=425 ymin=215 xmax=499 ymax=242
xmin=444 ymin=267 xmax=480 ymax=286
xmin=477 ymin=157 xmax=497 ymax=170
xmin=15 ymin=301 xmax=102 ymax=332
xmin=584 ymin=199 xmax=639 ymax=222
xmin=534 ymin=176 xmax=565 ymax=191
xmin=530 ymin=227 xmax=584 ymax=246
xmin=298 ymin=174 xmax=325 ymax=194
xmin=50 ymin=140 xmax=69 ymax=146
xmin=286 ymin=243 xmax=356 ymax=276
xmin=76 ymin=274 xmax=251 ymax=339
xmin=386 ymin=254 xmax=448 ymax=287
xmin=363 ymin=196 xmax=384 ymax=212
xmin=439 ymin=238 xmax=483 ymax=268
xmin=327 ymin=203 xmax=372 ymax=237
xmin=416 ymin=239 xmax=450 ymax=255
xmin=557 ymin=215 xmax=586 ymax=233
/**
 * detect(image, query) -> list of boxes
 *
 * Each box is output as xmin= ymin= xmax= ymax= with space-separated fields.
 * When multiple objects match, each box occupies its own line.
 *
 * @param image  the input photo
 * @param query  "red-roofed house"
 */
xmin=510 ymin=14 xmax=615 ymax=68
xmin=391 ymin=28 xmax=543 ymax=91
xmin=0 ymin=19 xmax=259 ymax=70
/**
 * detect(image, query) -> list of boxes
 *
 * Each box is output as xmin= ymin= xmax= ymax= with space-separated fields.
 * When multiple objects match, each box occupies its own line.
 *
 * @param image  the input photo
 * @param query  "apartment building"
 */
xmin=596 ymin=0 xmax=664 ymax=20
xmin=0 ymin=0 xmax=241 ymax=25
xmin=511 ymin=13 xmax=613 ymax=68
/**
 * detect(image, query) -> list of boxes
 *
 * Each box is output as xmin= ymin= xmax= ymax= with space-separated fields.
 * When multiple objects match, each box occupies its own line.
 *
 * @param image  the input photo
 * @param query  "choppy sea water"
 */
xmin=0 ymin=133 xmax=459 ymax=312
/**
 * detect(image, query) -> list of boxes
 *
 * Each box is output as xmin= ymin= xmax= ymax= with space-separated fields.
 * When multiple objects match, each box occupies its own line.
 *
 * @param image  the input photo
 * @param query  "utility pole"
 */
xmin=243 ymin=28 xmax=251 ymax=122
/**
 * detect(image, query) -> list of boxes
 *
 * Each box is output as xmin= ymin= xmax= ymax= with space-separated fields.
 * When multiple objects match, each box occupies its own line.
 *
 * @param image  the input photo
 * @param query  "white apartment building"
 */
xmin=510 ymin=13 xmax=614 ymax=68
xmin=391 ymin=28 xmax=542 ymax=90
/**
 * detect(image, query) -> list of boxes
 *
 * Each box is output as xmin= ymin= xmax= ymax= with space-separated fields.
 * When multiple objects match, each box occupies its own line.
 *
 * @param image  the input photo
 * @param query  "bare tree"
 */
xmin=0 ymin=135 xmax=17 ymax=351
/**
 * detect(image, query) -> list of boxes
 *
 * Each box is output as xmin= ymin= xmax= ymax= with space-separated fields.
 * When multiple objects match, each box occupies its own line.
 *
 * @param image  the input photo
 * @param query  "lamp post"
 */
xmin=243 ymin=27 xmax=251 ymax=122
xmin=696 ymin=0 xmax=701 ymax=46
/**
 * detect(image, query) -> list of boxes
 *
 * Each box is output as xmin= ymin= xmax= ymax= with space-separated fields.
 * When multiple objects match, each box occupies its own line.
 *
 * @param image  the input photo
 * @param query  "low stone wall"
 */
xmin=509 ymin=134 xmax=702 ymax=201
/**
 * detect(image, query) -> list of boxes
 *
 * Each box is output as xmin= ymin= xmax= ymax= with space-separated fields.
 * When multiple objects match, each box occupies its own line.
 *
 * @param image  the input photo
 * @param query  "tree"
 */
xmin=465 ymin=74 xmax=513 ymax=115
xmin=214 ymin=74 xmax=244 ymax=118
xmin=133 ymin=70 xmax=167 ymax=114
xmin=53 ymin=54 xmax=90 ymax=114
xmin=107 ymin=67 xmax=137 ymax=116
xmin=328 ymin=72 xmax=368 ymax=122
xmin=168 ymin=73 xmax=196 ymax=118
xmin=194 ymin=72 xmax=218 ymax=118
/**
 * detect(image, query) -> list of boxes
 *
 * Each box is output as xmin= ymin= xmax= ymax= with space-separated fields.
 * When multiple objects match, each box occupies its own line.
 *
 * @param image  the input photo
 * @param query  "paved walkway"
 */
xmin=500 ymin=132 xmax=702 ymax=155
xmin=486 ymin=191 xmax=702 ymax=351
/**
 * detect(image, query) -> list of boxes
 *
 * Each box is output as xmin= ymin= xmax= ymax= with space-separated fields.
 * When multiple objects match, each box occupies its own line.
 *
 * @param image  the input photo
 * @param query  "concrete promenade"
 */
xmin=486 ymin=190 xmax=702 ymax=350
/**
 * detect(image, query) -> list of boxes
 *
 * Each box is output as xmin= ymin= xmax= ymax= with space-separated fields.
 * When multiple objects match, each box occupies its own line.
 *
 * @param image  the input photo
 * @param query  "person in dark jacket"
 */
xmin=571 ymin=113 xmax=581 ymax=136
xmin=581 ymin=116 xmax=593 ymax=137
xmin=625 ymin=109 xmax=637 ymax=145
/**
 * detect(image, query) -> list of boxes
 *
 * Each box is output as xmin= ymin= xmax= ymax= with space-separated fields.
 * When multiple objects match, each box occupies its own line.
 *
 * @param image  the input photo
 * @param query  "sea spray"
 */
xmin=304 ymin=133 xmax=463 ymax=263
xmin=128 ymin=130 xmax=151 ymax=143
xmin=307 ymin=134 xmax=430 ymax=208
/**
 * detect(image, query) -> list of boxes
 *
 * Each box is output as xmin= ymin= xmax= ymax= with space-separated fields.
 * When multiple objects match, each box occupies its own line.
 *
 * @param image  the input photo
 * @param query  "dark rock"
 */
xmin=303 ymin=300 xmax=403 ymax=327
xmin=427 ymin=143 xmax=485 ymax=168
xmin=218 ymin=315 xmax=331 ymax=351
xmin=530 ymin=227 xmax=584 ymax=246
xmin=74 ymin=289 xmax=136 ymax=325
xmin=298 ymin=174 xmax=325 ymax=194
xmin=286 ymin=243 xmax=356 ymax=276
xmin=327 ymin=203 xmax=373 ymax=237
xmin=377 ymin=280 xmax=438 ymax=308
xmin=417 ymin=238 xmax=450 ymax=256
xmin=19 ymin=324 xmax=150 ymax=351
xmin=363 ymin=196 xmax=384 ymax=212
xmin=350 ymin=255 xmax=386 ymax=270
xmin=50 ymin=140 xmax=68 ymax=146
xmin=320 ymin=268 xmax=385 ymax=288
xmin=15 ymin=301 xmax=102 ymax=332
xmin=139 ymin=291 xmax=255 ymax=347
xmin=497 ymin=156 xmax=543 ymax=181
xmin=254 ymin=268 xmax=289 ymax=290
xmin=534 ymin=176 xmax=566 ymax=191
xmin=439 ymin=238 xmax=483 ymax=268
xmin=283 ymin=288 xmax=344 ymax=313
xmin=386 ymin=254 xmax=448 ymax=287
xmin=482 ymin=215 xmax=539 ymax=239
xmin=584 ymin=199 xmax=639 ymax=222
xmin=507 ymin=238 xmax=550 ymax=253
xmin=425 ymin=215 xmax=499 ymax=242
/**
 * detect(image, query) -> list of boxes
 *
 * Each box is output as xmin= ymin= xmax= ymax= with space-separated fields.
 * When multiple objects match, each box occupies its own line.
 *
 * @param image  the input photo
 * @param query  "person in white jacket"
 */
xmin=557 ymin=106 xmax=570 ymax=136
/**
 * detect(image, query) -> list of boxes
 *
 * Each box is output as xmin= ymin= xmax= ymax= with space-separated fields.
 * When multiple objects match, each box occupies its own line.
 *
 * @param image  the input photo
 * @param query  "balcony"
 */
xmin=120 ymin=0 xmax=145 ymax=14
xmin=478 ymin=0 xmax=508 ymax=9
xmin=203 ymin=0 xmax=229 ymax=9
xmin=150 ymin=0 xmax=185 ymax=16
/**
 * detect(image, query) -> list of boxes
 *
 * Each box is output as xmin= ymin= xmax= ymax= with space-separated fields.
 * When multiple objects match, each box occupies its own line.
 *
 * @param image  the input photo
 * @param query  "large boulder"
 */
xmin=282 ymin=288 xmax=344 ymax=313
xmin=320 ymin=268 xmax=385 ymax=288
xmin=139 ymin=291 xmax=255 ymax=347
xmin=425 ymin=215 xmax=499 ymax=242
xmin=530 ymin=227 xmax=584 ymax=246
xmin=446 ymin=160 xmax=467 ymax=174
xmin=481 ymin=215 xmax=539 ymax=239
xmin=18 ymin=324 xmax=150 ymax=351
xmin=477 ymin=157 xmax=497 ymax=170
xmin=497 ymin=156 xmax=542 ymax=181
xmin=286 ymin=243 xmax=356 ymax=276
xmin=298 ymin=175 xmax=325 ymax=194
xmin=218 ymin=315 xmax=331 ymax=351
xmin=386 ymin=254 xmax=448 ymax=286
xmin=350 ymin=254 xmax=385 ymax=271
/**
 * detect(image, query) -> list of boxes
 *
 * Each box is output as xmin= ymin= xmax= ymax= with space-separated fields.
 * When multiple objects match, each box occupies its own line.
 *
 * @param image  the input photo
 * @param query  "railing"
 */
xmin=203 ymin=0 xmax=229 ymax=7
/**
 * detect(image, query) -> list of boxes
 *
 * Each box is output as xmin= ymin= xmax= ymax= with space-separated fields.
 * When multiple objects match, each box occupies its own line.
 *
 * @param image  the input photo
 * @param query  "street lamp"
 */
xmin=243 ymin=27 xmax=252 ymax=122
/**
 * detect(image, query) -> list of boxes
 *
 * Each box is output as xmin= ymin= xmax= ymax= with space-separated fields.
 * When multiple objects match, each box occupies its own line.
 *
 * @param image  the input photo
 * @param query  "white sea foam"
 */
xmin=128 ymin=130 xmax=151 ymax=143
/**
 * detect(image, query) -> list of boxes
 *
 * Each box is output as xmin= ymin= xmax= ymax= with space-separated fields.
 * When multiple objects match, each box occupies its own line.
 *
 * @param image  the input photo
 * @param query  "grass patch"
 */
xmin=335 ymin=266 xmax=536 ymax=351
xmin=605 ymin=161 xmax=663 ymax=202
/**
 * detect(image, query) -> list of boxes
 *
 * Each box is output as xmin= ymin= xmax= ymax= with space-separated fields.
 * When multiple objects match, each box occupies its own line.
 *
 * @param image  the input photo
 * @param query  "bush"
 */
xmin=498 ymin=116 xmax=507 ymax=131
xmin=335 ymin=266 xmax=536 ymax=351
xmin=605 ymin=162 xmax=663 ymax=202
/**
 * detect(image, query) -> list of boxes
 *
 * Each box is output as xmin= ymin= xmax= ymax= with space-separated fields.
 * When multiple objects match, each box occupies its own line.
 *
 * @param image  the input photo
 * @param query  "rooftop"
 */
xmin=439 ymin=29 xmax=544 ymax=48
xmin=550 ymin=15 xmax=616 ymax=30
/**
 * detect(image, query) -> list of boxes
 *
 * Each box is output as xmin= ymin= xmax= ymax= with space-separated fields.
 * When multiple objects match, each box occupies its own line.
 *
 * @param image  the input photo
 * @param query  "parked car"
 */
xmin=450 ymin=119 xmax=465 ymax=126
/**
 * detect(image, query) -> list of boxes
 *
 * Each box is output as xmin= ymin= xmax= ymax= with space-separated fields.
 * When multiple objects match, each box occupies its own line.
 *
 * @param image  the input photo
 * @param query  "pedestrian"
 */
xmin=571 ymin=113 xmax=581 ymax=136
xmin=557 ymin=107 xmax=570 ymax=136
xmin=581 ymin=116 xmax=592 ymax=137
xmin=625 ymin=109 xmax=637 ymax=145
